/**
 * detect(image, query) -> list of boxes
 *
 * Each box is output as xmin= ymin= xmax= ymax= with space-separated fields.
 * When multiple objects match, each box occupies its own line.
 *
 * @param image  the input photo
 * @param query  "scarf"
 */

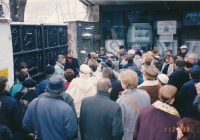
xmin=152 ymin=100 xmax=180 ymax=117
xmin=67 ymin=57 xmax=72 ymax=63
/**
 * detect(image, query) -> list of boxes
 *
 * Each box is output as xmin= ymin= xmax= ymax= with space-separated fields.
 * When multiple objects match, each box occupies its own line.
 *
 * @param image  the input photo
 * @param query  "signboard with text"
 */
xmin=183 ymin=11 xmax=200 ymax=26
xmin=157 ymin=21 xmax=176 ymax=34
xmin=159 ymin=34 xmax=173 ymax=42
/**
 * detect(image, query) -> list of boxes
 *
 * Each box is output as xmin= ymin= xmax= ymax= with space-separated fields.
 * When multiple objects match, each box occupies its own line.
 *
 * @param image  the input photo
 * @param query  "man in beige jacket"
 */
xmin=66 ymin=64 xmax=97 ymax=118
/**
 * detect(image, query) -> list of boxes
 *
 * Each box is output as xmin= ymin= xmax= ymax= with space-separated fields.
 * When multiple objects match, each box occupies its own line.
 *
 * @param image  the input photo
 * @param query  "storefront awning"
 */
xmin=79 ymin=0 xmax=180 ymax=6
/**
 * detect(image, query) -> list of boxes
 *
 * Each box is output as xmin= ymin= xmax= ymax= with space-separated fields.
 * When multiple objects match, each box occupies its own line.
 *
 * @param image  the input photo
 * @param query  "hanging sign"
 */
xmin=159 ymin=34 xmax=173 ymax=42
xmin=157 ymin=21 xmax=176 ymax=34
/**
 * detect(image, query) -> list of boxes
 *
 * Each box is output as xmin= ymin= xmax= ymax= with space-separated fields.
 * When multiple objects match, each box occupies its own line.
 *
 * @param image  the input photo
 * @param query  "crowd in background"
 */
xmin=0 ymin=44 xmax=200 ymax=140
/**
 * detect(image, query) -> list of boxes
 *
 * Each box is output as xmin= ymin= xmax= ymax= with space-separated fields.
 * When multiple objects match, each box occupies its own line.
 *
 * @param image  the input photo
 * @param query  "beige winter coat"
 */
xmin=66 ymin=73 xmax=97 ymax=117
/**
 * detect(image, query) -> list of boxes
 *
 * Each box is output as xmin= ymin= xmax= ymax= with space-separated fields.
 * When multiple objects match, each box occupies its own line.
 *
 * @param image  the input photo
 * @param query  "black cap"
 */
xmin=46 ymin=65 xmax=55 ymax=75
xmin=119 ymin=45 xmax=125 ymax=49
xmin=22 ymin=78 xmax=37 ymax=88
xmin=101 ymin=60 xmax=115 ymax=69
xmin=189 ymin=68 xmax=200 ymax=79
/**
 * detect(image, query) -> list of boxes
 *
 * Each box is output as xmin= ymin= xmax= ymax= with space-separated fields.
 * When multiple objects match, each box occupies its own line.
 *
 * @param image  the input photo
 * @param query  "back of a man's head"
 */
xmin=159 ymin=85 xmax=177 ymax=104
xmin=88 ymin=61 xmax=97 ymax=72
xmin=175 ymin=59 xmax=185 ymax=67
xmin=18 ymin=71 xmax=28 ymax=82
xmin=124 ymin=54 xmax=133 ymax=63
xmin=97 ymin=78 xmax=111 ymax=93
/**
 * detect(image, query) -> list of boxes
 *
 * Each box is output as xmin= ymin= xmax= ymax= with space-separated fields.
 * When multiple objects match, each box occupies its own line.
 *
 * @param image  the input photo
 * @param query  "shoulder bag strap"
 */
xmin=34 ymin=97 xmax=41 ymax=139
xmin=123 ymin=95 xmax=139 ymax=114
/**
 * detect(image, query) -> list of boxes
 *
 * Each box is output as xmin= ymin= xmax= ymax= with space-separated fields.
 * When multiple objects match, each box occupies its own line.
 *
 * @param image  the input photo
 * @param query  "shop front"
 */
xmin=80 ymin=1 xmax=200 ymax=56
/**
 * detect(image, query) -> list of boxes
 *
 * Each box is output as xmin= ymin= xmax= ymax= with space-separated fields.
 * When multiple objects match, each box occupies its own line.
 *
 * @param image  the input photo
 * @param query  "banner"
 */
xmin=157 ymin=21 xmax=176 ymax=34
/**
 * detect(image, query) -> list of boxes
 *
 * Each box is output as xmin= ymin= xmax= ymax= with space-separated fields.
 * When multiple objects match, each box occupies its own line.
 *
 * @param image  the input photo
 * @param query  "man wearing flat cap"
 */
xmin=23 ymin=75 xmax=77 ymax=140
xmin=176 ymin=68 xmax=200 ymax=118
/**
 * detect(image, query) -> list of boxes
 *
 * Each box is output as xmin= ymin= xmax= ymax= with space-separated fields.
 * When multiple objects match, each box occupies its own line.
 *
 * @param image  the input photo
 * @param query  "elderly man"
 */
xmin=133 ymin=85 xmax=181 ymax=140
xmin=187 ymin=53 xmax=200 ymax=70
xmin=54 ymin=55 xmax=66 ymax=79
xmin=79 ymin=78 xmax=124 ymax=140
xmin=23 ymin=75 xmax=77 ymax=140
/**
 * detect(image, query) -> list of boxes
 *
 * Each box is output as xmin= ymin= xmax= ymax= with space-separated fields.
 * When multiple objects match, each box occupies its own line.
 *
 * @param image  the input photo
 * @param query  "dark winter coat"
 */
xmin=123 ymin=63 xmax=139 ymax=75
xmin=133 ymin=106 xmax=181 ymax=140
xmin=133 ymin=105 xmax=181 ymax=140
xmin=193 ymin=62 xmax=200 ymax=70
xmin=168 ymin=66 xmax=190 ymax=93
xmin=0 ymin=92 xmax=23 ymax=134
xmin=109 ymin=77 xmax=123 ymax=101
xmin=79 ymin=91 xmax=124 ymax=140
xmin=22 ymin=92 xmax=77 ymax=140
xmin=64 ymin=57 xmax=80 ymax=77
xmin=0 ymin=124 xmax=12 ymax=140
xmin=192 ymin=96 xmax=200 ymax=121
xmin=176 ymin=79 xmax=200 ymax=118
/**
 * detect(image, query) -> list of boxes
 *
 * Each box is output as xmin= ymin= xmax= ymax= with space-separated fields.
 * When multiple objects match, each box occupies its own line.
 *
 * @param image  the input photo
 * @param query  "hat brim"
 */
xmin=46 ymin=85 xmax=66 ymax=94
xmin=101 ymin=62 xmax=108 ymax=67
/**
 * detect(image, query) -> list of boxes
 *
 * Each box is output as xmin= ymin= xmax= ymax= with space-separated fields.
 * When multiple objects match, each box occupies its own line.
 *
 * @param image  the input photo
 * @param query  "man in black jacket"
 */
xmin=64 ymin=50 xmax=80 ymax=77
xmin=0 ymin=76 xmax=24 ymax=140
xmin=176 ymin=68 xmax=200 ymax=118
xmin=168 ymin=59 xmax=190 ymax=110
xmin=79 ymin=78 xmax=124 ymax=140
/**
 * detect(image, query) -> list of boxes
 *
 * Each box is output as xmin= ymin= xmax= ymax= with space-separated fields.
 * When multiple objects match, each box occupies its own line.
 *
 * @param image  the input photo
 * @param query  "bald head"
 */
xmin=159 ymin=85 xmax=177 ymax=104
xmin=97 ymin=78 xmax=111 ymax=92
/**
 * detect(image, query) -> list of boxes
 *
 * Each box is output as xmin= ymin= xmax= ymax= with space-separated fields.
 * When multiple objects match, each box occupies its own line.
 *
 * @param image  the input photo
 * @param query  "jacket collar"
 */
xmin=0 ymin=91 xmax=11 ymax=97
xmin=109 ymin=77 xmax=116 ymax=82
xmin=175 ymin=66 xmax=184 ymax=71
xmin=97 ymin=91 xmax=110 ymax=98
xmin=137 ymin=80 xmax=158 ymax=88
xmin=56 ymin=61 xmax=64 ymax=69
xmin=152 ymin=100 xmax=180 ymax=117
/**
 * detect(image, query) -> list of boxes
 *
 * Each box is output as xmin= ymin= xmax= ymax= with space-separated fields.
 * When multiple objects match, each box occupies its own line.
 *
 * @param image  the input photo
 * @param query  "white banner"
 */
xmin=157 ymin=21 xmax=176 ymax=34
xmin=159 ymin=34 xmax=173 ymax=42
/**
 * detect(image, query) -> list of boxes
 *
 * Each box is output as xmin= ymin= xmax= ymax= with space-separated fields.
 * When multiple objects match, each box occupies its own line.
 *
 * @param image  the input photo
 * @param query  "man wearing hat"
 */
xmin=180 ymin=45 xmax=188 ymax=58
xmin=14 ymin=78 xmax=38 ymax=104
xmin=36 ymin=65 xmax=55 ymax=95
xmin=101 ymin=60 xmax=119 ymax=78
xmin=176 ymin=68 xmax=200 ymax=118
xmin=23 ymin=75 xmax=77 ymax=140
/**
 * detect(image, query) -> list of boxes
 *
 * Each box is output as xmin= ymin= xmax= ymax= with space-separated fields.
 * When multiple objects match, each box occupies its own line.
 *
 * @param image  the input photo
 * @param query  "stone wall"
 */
xmin=67 ymin=20 xmax=102 ymax=65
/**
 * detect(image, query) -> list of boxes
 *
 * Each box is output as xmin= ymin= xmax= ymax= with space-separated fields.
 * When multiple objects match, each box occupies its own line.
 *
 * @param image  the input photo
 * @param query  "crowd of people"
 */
xmin=0 ymin=45 xmax=200 ymax=140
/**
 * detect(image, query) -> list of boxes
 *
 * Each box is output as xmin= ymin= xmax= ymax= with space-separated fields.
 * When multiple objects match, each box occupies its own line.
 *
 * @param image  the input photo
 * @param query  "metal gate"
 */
xmin=11 ymin=23 xmax=68 ymax=82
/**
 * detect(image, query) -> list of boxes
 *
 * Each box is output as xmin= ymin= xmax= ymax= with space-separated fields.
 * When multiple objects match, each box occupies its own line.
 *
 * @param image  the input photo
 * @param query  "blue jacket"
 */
xmin=123 ymin=63 xmax=139 ymax=75
xmin=193 ymin=62 xmax=200 ymax=70
xmin=22 ymin=93 xmax=77 ymax=140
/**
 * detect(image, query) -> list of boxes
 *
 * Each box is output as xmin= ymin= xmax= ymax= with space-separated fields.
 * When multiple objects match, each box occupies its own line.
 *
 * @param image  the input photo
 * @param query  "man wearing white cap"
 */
xmin=180 ymin=45 xmax=188 ymax=58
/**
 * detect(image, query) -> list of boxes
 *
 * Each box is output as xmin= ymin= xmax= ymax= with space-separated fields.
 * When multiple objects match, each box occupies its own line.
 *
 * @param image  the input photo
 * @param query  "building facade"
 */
xmin=80 ymin=1 xmax=200 ymax=56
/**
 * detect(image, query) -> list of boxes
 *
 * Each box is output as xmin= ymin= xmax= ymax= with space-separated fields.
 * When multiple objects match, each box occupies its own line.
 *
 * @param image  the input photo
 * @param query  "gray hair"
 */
xmin=97 ymin=78 xmax=111 ymax=92
xmin=195 ymin=82 xmax=200 ymax=89
xmin=57 ymin=55 xmax=65 ymax=62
